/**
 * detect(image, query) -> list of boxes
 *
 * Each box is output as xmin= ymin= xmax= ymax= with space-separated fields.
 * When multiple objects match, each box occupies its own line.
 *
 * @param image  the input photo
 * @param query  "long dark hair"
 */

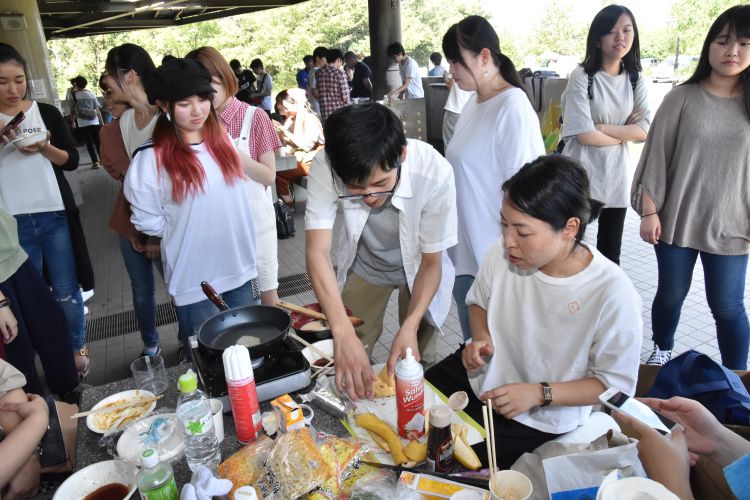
xmin=0 ymin=43 xmax=29 ymax=99
xmin=105 ymin=43 xmax=156 ymax=90
xmin=502 ymin=155 xmax=603 ymax=249
xmin=582 ymin=5 xmax=642 ymax=77
xmin=683 ymin=4 xmax=750 ymax=120
xmin=442 ymin=15 xmax=523 ymax=90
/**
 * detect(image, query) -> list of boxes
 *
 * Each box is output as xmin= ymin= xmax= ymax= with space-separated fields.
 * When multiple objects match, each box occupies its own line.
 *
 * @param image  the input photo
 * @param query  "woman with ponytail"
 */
xmin=442 ymin=15 xmax=545 ymax=342
xmin=124 ymin=58 xmax=274 ymax=356
xmin=426 ymin=155 xmax=643 ymax=468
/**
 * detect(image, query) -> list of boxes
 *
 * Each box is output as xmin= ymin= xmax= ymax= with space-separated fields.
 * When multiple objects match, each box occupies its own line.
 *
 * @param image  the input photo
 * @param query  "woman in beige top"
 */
xmin=631 ymin=5 xmax=750 ymax=369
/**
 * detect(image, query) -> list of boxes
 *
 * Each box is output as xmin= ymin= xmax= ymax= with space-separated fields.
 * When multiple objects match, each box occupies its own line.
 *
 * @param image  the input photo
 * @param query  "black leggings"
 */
xmin=596 ymin=207 xmax=627 ymax=265
xmin=425 ymin=347 xmax=560 ymax=469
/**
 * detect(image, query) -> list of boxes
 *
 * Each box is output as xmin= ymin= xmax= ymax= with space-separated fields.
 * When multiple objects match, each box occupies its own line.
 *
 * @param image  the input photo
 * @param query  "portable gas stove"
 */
xmin=189 ymin=335 xmax=311 ymax=406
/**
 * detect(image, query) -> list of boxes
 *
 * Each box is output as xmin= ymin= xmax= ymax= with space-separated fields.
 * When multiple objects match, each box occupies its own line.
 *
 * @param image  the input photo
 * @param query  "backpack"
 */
xmin=555 ymin=69 xmax=639 ymax=154
xmin=73 ymin=91 xmax=97 ymax=120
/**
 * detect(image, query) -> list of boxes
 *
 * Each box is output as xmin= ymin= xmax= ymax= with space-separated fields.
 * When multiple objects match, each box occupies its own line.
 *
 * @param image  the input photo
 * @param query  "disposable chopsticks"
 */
xmin=70 ymin=394 xmax=163 ymax=419
xmin=288 ymin=331 xmax=335 ymax=365
xmin=482 ymin=399 xmax=497 ymax=482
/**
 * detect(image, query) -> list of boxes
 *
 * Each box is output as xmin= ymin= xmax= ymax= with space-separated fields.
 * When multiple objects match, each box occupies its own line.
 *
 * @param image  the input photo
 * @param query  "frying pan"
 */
xmin=198 ymin=281 xmax=291 ymax=359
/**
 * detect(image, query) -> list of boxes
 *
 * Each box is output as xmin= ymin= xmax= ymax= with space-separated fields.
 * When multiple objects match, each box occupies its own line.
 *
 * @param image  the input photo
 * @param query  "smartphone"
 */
xmin=599 ymin=388 xmax=676 ymax=435
xmin=1 ymin=111 xmax=25 ymax=139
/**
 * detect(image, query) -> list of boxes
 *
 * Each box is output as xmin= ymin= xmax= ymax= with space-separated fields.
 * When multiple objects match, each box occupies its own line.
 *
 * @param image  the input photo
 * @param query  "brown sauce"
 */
xmin=83 ymin=483 xmax=130 ymax=500
xmin=313 ymin=358 xmax=333 ymax=367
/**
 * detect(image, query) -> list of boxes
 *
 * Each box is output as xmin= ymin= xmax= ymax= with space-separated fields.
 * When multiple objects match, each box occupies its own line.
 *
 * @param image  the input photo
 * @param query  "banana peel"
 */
xmin=452 ymin=423 xmax=481 ymax=470
xmin=403 ymin=439 xmax=427 ymax=462
xmin=355 ymin=413 xmax=407 ymax=465
xmin=373 ymin=365 xmax=395 ymax=398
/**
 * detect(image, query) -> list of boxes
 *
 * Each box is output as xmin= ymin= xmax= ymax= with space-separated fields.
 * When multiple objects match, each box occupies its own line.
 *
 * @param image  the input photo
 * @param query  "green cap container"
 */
xmin=178 ymin=369 xmax=198 ymax=393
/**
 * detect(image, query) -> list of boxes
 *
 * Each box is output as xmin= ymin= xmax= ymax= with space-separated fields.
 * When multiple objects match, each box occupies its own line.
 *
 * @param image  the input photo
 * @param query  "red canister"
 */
xmin=395 ymin=347 xmax=425 ymax=439
xmin=222 ymin=345 xmax=261 ymax=442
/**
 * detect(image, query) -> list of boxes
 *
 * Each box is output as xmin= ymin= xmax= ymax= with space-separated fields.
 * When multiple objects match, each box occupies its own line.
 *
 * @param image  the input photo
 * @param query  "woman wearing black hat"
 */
xmin=123 ymin=58 xmax=274 ymax=357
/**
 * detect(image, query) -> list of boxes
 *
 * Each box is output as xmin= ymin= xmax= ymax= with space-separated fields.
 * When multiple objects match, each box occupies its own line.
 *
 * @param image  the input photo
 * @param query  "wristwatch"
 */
xmin=540 ymin=382 xmax=553 ymax=407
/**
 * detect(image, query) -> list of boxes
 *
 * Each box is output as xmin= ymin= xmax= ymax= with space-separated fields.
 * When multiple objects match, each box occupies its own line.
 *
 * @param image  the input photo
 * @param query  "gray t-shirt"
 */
xmin=351 ymin=198 xmax=406 ymax=286
xmin=631 ymin=84 xmax=750 ymax=255
xmin=561 ymin=66 xmax=651 ymax=207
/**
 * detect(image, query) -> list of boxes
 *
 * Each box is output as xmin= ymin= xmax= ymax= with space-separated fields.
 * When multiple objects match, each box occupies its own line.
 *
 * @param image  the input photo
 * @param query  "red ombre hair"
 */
xmin=151 ymin=93 xmax=244 ymax=203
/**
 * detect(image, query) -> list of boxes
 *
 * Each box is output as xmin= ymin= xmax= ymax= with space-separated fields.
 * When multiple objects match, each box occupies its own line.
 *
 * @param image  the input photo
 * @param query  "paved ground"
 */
xmin=66 ymin=143 xmax=749 ymax=390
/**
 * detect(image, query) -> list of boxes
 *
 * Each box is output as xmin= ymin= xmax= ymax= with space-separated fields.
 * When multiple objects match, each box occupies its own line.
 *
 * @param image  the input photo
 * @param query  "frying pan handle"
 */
xmin=201 ymin=281 xmax=230 ymax=311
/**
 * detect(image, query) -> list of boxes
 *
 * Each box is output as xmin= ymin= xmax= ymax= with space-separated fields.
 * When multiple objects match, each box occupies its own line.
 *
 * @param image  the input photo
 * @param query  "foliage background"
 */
xmin=47 ymin=0 xmax=739 ymax=98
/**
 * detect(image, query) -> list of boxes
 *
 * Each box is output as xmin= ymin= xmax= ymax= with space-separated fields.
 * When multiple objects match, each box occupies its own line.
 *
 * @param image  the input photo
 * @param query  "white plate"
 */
xmin=86 ymin=390 xmax=156 ymax=434
xmin=53 ymin=460 xmax=137 ymax=500
xmin=301 ymin=339 xmax=334 ymax=366
xmin=12 ymin=131 xmax=47 ymax=147
xmin=117 ymin=413 xmax=185 ymax=465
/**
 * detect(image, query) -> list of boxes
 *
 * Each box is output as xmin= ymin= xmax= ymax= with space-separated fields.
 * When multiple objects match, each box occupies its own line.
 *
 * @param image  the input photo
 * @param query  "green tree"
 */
xmin=523 ymin=0 xmax=588 ymax=59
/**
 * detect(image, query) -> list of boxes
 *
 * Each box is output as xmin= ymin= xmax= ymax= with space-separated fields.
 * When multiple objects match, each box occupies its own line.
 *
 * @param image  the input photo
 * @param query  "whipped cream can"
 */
xmin=222 ymin=345 xmax=261 ymax=442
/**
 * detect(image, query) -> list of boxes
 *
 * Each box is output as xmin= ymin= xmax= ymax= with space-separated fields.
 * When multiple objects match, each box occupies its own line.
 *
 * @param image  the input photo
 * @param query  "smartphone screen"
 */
xmin=604 ymin=391 xmax=675 ymax=435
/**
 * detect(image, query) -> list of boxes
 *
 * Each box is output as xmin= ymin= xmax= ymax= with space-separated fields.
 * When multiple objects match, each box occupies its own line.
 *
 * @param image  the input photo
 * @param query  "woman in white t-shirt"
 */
xmin=425 ymin=155 xmax=642 ymax=469
xmin=124 ymin=58 xmax=274 ymax=358
xmin=442 ymin=15 xmax=545 ymax=341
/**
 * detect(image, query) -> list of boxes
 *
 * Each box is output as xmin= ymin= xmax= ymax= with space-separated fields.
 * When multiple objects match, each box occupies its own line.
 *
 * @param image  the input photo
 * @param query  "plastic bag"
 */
xmin=307 ymin=433 xmax=367 ymax=499
xmin=540 ymin=102 xmax=562 ymax=154
xmin=218 ymin=434 xmax=275 ymax=499
xmin=267 ymin=428 xmax=333 ymax=499
xmin=348 ymin=470 xmax=421 ymax=500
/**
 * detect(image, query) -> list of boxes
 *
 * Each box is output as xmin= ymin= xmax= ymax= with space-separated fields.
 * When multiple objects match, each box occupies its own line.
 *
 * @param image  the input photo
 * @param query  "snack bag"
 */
xmin=268 ymin=428 xmax=332 ymax=499
xmin=540 ymin=102 xmax=562 ymax=154
xmin=218 ymin=434 xmax=274 ymax=499
xmin=307 ymin=435 xmax=366 ymax=499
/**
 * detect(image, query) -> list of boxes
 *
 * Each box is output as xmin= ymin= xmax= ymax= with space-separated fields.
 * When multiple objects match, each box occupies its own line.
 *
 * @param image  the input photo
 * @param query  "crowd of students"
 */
xmin=0 ymin=3 xmax=748 ymax=498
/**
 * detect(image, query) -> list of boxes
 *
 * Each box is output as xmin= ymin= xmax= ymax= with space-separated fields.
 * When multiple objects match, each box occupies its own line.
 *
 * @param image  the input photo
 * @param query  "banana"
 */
xmin=355 ymin=413 xmax=407 ymax=464
xmin=403 ymin=439 xmax=427 ymax=462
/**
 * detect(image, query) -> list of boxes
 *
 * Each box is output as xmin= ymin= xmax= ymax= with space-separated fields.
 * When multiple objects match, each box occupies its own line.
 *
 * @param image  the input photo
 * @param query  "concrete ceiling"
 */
xmin=38 ymin=0 xmax=307 ymax=39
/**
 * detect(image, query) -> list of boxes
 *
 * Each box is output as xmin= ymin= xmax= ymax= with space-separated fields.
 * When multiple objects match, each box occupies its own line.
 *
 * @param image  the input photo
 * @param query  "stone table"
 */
xmin=75 ymin=363 xmax=346 ymax=497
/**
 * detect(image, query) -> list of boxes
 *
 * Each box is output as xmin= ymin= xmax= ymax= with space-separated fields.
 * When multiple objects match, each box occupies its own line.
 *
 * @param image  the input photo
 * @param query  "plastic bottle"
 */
xmin=426 ymin=404 xmax=454 ymax=472
xmin=136 ymin=448 xmax=179 ymax=500
xmin=395 ymin=347 xmax=425 ymax=439
xmin=222 ymin=345 xmax=261 ymax=443
xmin=176 ymin=369 xmax=221 ymax=471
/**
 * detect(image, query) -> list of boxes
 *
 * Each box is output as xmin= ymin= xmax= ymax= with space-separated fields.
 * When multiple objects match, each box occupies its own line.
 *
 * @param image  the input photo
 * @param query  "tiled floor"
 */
xmin=68 ymin=140 xmax=749 ymax=387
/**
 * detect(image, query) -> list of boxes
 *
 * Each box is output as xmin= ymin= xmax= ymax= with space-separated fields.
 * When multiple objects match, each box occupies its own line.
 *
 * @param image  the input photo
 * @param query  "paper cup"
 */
xmin=597 ymin=477 xmax=679 ymax=500
xmin=209 ymin=399 xmax=224 ymax=443
xmin=490 ymin=470 xmax=533 ymax=500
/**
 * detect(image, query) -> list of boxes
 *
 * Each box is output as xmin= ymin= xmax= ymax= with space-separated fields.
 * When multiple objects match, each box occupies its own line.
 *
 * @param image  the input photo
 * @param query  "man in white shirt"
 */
xmin=387 ymin=42 xmax=424 ymax=100
xmin=307 ymin=46 xmax=328 ymax=116
xmin=305 ymin=104 xmax=456 ymax=401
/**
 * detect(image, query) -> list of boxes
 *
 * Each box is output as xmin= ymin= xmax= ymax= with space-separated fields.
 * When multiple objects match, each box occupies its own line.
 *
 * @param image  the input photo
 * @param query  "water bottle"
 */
xmin=176 ymin=369 xmax=221 ymax=471
xmin=136 ymin=448 xmax=179 ymax=500
xmin=395 ymin=347 xmax=425 ymax=439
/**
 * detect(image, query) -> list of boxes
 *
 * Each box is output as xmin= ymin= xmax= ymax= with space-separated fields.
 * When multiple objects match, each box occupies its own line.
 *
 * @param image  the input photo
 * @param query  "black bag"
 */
xmin=38 ymin=395 xmax=74 ymax=470
xmin=274 ymin=200 xmax=295 ymax=239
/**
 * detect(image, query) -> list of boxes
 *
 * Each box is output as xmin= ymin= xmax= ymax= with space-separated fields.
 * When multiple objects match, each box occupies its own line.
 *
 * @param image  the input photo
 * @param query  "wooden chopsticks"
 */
xmin=276 ymin=301 xmax=365 ymax=327
xmin=482 ymin=399 xmax=497 ymax=482
xmin=70 ymin=394 xmax=163 ymax=419
xmin=288 ymin=331 xmax=335 ymax=365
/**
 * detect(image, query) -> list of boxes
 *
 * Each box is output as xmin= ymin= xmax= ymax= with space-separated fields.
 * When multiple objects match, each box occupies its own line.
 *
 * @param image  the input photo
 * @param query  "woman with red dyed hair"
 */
xmin=124 ymin=58 xmax=274 ymax=357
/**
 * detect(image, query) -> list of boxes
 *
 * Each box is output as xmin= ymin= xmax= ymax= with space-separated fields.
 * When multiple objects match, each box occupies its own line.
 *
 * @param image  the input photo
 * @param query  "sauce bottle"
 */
xmin=426 ymin=404 xmax=454 ymax=472
xmin=395 ymin=347 xmax=425 ymax=439
xmin=222 ymin=345 xmax=261 ymax=443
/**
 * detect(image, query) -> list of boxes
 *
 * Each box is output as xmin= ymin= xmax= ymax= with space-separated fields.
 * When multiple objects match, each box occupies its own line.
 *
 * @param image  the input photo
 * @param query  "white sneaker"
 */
xmin=83 ymin=305 xmax=90 ymax=316
xmin=646 ymin=345 xmax=673 ymax=366
xmin=81 ymin=289 xmax=95 ymax=303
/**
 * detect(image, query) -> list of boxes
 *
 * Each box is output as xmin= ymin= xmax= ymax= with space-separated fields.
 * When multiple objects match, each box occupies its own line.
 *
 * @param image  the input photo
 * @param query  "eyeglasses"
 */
xmin=332 ymin=160 xmax=401 ymax=201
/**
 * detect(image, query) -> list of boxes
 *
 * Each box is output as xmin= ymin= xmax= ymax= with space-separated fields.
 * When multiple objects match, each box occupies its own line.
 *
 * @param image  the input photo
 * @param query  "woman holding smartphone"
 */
xmin=560 ymin=4 xmax=650 ymax=265
xmin=632 ymin=5 xmax=750 ymax=369
xmin=124 ymin=58 xmax=274 ymax=356
xmin=0 ymin=43 xmax=91 ymax=379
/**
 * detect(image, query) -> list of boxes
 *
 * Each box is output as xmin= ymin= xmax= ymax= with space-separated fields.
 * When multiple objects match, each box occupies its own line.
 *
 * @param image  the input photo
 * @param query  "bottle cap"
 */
xmin=140 ymin=447 xmax=160 ymax=468
xmin=178 ymin=369 xmax=198 ymax=393
xmin=234 ymin=485 xmax=259 ymax=500
xmin=396 ymin=347 xmax=423 ymax=379
xmin=429 ymin=404 xmax=452 ymax=428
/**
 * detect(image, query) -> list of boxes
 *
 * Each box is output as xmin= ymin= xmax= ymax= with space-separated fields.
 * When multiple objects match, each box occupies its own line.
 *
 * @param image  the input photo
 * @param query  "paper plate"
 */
xmin=53 ymin=460 xmax=137 ymax=500
xmin=301 ymin=339 xmax=334 ymax=367
xmin=86 ymin=389 xmax=156 ymax=434
xmin=13 ymin=131 xmax=47 ymax=148
xmin=117 ymin=413 xmax=185 ymax=465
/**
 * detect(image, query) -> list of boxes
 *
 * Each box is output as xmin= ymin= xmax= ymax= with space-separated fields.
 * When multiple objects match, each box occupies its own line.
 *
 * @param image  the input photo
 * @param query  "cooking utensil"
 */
xmin=276 ymin=301 xmax=365 ymax=327
xmin=198 ymin=281 xmax=291 ymax=359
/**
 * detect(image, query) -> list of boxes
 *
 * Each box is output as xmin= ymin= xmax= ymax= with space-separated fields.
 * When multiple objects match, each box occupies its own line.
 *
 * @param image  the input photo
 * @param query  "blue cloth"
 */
xmin=724 ymin=452 xmax=750 ymax=499
xmin=175 ymin=279 xmax=259 ymax=360
xmin=296 ymin=68 xmax=310 ymax=89
xmin=651 ymin=242 xmax=749 ymax=369
xmin=452 ymin=274 xmax=475 ymax=341
xmin=118 ymin=235 xmax=161 ymax=349
xmin=15 ymin=211 xmax=86 ymax=351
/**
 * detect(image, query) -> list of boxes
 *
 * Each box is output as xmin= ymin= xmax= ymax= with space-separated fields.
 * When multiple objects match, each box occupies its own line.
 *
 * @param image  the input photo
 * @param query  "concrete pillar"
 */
xmin=0 ymin=0 xmax=59 ymax=108
xmin=368 ymin=0 xmax=401 ymax=100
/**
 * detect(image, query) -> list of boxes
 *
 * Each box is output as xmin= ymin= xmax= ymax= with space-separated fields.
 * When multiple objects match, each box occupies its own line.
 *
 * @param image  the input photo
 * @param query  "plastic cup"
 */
xmin=130 ymin=354 xmax=168 ymax=395
xmin=210 ymin=399 xmax=224 ymax=443
xmin=489 ymin=470 xmax=533 ymax=500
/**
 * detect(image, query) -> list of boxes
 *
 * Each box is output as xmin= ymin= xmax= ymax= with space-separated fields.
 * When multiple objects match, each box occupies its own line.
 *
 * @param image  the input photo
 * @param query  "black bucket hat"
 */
xmin=145 ymin=57 xmax=215 ymax=104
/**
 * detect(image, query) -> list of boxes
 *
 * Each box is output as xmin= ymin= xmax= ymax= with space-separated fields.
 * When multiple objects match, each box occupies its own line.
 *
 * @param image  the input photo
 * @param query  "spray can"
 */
xmin=222 ymin=345 xmax=261 ymax=443
xmin=395 ymin=347 xmax=425 ymax=439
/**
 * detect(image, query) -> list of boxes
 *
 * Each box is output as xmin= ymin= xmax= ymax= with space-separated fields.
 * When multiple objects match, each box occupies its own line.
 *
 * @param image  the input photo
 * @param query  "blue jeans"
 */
xmin=175 ymin=279 xmax=259 ymax=359
xmin=652 ymin=242 xmax=749 ymax=370
xmin=453 ymin=275 xmax=475 ymax=342
xmin=118 ymin=235 xmax=161 ymax=349
xmin=15 ymin=211 xmax=86 ymax=351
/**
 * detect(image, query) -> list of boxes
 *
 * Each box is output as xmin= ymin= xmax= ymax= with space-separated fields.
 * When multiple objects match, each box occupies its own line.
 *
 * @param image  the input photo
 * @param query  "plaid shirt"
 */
xmin=316 ymin=65 xmax=350 ymax=122
xmin=219 ymin=97 xmax=281 ymax=160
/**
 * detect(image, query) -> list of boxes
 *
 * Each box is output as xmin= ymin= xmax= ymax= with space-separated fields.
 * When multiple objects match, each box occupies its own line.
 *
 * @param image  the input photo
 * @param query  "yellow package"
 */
xmin=271 ymin=394 xmax=305 ymax=432
xmin=540 ymin=102 xmax=562 ymax=154
xmin=306 ymin=436 xmax=365 ymax=500
xmin=217 ymin=434 xmax=274 ymax=499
